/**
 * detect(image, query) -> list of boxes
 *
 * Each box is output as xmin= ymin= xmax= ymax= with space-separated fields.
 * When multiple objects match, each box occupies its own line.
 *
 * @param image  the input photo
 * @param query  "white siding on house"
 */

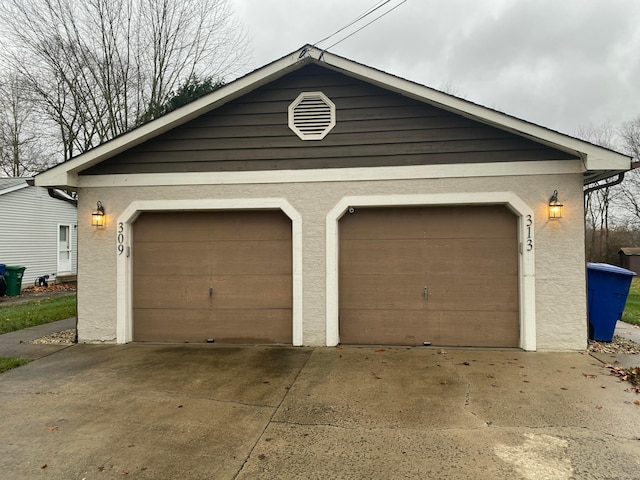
xmin=0 ymin=183 xmax=77 ymax=288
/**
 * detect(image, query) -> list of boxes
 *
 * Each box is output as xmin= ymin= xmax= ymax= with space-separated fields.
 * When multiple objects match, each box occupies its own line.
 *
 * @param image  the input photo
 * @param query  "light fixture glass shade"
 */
xmin=92 ymin=201 xmax=105 ymax=226
xmin=548 ymin=190 xmax=563 ymax=219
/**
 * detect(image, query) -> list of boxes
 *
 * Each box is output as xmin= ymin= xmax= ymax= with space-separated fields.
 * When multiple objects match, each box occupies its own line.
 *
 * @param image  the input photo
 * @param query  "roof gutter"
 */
xmin=47 ymin=188 xmax=78 ymax=207
xmin=583 ymin=160 xmax=639 ymax=196
xmin=583 ymin=172 xmax=625 ymax=196
xmin=26 ymin=177 xmax=78 ymax=206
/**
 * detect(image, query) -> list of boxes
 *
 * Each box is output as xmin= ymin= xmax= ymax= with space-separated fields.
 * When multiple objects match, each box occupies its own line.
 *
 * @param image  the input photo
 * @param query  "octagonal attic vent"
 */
xmin=288 ymin=92 xmax=336 ymax=140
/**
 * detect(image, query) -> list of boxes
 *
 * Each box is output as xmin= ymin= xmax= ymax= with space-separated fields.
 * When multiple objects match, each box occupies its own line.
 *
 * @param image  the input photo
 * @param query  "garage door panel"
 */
xmin=134 ymin=211 xmax=291 ymax=242
xmin=341 ymin=206 xmax=516 ymax=240
xmin=422 ymin=239 xmax=518 ymax=273
xmin=340 ymin=310 xmax=437 ymax=346
xmin=433 ymin=311 xmax=520 ymax=347
xmin=340 ymin=273 xmax=426 ymax=309
xmin=423 ymin=274 xmax=519 ymax=310
xmin=134 ymin=212 xmax=215 ymax=242
xmin=211 ymin=275 xmax=292 ymax=309
xmin=341 ymin=238 xmax=517 ymax=276
xmin=134 ymin=309 xmax=211 ymax=343
xmin=133 ymin=241 xmax=213 ymax=276
xmin=133 ymin=275 xmax=211 ymax=309
xmin=207 ymin=211 xmax=291 ymax=241
xmin=210 ymin=241 xmax=292 ymax=274
xmin=340 ymin=239 xmax=425 ymax=274
xmin=134 ymin=240 xmax=291 ymax=276
xmin=209 ymin=309 xmax=292 ymax=344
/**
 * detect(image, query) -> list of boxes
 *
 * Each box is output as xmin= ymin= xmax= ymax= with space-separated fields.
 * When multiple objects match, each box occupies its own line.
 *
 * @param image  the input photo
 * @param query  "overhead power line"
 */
xmin=314 ymin=0 xmax=408 ymax=51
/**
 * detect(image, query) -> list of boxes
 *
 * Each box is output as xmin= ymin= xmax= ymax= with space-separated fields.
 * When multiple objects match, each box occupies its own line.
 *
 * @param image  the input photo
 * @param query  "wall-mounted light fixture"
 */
xmin=548 ymin=190 xmax=563 ymax=220
xmin=92 ymin=201 xmax=105 ymax=227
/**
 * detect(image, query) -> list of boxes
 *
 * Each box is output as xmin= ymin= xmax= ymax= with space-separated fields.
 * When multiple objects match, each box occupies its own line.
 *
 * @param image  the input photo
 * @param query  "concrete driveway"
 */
xmin=1 ymin=345 xmax=640 ymax=479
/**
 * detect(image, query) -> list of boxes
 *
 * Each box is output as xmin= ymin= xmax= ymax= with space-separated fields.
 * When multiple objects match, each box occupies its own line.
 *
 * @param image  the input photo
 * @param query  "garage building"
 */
xmin=36 ymin=45 xmax=630 ymax=350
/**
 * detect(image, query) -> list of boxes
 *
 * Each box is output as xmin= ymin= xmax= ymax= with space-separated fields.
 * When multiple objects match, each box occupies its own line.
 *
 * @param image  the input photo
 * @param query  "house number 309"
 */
xmin=526 ymin=215 xmax=533 ymax=251
xmin=117 ymin=222 xmax=125 ymax=255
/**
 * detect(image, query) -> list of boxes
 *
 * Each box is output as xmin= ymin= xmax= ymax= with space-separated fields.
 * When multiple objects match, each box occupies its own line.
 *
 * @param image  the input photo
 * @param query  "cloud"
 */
xmin=232 ymin=0 xmax=640 ymax=134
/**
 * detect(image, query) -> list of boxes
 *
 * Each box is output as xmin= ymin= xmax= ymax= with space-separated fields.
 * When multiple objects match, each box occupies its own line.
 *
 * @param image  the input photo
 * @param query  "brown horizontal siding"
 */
xmin=81 ymin=64 xmax=578 ymax=176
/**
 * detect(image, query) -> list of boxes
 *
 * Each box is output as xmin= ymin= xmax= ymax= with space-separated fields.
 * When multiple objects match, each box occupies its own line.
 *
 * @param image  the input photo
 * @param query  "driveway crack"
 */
xmin=232 ymin=347 xmax=314 ymax=479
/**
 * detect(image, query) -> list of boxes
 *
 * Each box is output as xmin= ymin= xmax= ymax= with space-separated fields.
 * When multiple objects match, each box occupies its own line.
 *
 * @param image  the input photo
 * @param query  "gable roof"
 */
xmin=619 ymin=248 xmax=640 ymax=256
xmin=0 ymin=178 xmax=30 ymax=196
xmin=35 ymin=45 xmax=630 ymax=189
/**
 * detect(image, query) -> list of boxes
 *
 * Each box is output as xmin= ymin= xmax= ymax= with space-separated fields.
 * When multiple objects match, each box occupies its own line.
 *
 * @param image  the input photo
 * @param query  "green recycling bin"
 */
xmin=4 ymin=266 xmax=26 ymax=296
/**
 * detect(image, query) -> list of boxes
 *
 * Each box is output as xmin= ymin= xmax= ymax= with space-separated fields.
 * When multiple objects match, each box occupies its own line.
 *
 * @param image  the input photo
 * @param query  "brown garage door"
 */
xmin=339 ymin=205 xmax=519 ymax=347
xmin=133 ymin=210 xmax=292 ymax=343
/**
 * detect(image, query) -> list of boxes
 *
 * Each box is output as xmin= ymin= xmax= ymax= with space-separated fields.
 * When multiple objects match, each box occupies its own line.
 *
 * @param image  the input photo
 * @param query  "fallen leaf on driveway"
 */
xmin=438 ymin=349 xmax=447 ymax=354
xmin=583 ymin=373 xmax=597 ymax=379
xmin=375 ymin=349 xmax=386 ymax=352
xmin=41 ymin=464 xmax=47 ymax=469
xmin=605 ymin=365 xmax=640 ymax=392
xmin=634 ymin=400 xmax=640 ymax=406
xmin=45 ymin=426 xmax=59 ymax=432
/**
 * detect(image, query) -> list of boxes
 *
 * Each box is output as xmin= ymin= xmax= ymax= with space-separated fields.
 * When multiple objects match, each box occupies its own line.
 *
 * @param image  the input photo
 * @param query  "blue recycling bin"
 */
xmin=0 ymin=264 xmax=5 ymax=276
xmin=587 ymin=263 xmax=636 ymax=341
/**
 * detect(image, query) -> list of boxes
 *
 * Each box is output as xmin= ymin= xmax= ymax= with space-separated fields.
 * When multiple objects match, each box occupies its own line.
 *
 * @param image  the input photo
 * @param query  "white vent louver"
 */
xmin=288 ymin=92 xmax=336 ymax=140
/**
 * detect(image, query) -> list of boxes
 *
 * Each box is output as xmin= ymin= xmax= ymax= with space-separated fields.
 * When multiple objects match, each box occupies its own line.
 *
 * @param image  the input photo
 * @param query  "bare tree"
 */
xmin=618 ymin=116 xmax=640 ymax=227
xmin=577 ymin=123 xmax=623 ymax=262
xmin=0 ymin=72 xmax=49 ymax=177
xmin=0 ymin=0 xmax=247 ymax=162
xmin=620 ymin=116 xmax=640 ymax=160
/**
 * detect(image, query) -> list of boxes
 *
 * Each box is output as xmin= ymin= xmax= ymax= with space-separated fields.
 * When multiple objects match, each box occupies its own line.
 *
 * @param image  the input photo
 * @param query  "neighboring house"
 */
xmin=36 ymin=45 xmax=630 ymax=350
xmin=618 ymin=248 xmax=640 ymax=274
xmin=0 ymin=178 xmax=78 ymax=289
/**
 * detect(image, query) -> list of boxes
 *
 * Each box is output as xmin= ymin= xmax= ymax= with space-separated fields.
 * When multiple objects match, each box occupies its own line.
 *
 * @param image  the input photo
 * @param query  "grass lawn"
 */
xmin=0 ymin=357 xmax=31 ymax=373
xmin=622 ymin=277 xmax=640 ymax=326
xmin=0 ymin=295 xmax=76 ymax=335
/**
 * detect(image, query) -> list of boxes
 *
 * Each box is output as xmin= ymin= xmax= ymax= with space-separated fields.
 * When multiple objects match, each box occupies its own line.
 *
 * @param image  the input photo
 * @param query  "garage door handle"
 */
xmin=209 ymin=287 xmax=213 ymax=298
xmin=424 ymin=287 xmax=428 ymax=299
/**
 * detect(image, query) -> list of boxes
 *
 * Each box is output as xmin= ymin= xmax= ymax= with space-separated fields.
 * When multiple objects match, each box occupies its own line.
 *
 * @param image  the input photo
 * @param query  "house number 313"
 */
xmin=117 ymin=222 xmax=125 ymax=255
xmin=526 ymin=215 xmax=533 ymax=251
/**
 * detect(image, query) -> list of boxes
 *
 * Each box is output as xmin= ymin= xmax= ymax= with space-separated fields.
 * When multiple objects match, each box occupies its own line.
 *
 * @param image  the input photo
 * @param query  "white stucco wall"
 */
xmin=76 ymin=172 xmax=586 ymax=350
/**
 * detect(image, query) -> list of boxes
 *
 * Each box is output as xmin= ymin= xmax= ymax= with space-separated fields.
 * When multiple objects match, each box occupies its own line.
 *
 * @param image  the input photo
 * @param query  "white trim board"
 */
xmin=116 ymin=198 xmax=303 ymax=346
xmin=77 ymin=160 xmax=583 ymax=188
xmin=325 ymin=192 xmax=536 ymax=351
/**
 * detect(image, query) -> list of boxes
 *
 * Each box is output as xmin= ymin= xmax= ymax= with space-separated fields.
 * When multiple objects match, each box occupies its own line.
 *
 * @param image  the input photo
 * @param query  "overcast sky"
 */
xmin=231 ymin=0 xmax=640 ymax=137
